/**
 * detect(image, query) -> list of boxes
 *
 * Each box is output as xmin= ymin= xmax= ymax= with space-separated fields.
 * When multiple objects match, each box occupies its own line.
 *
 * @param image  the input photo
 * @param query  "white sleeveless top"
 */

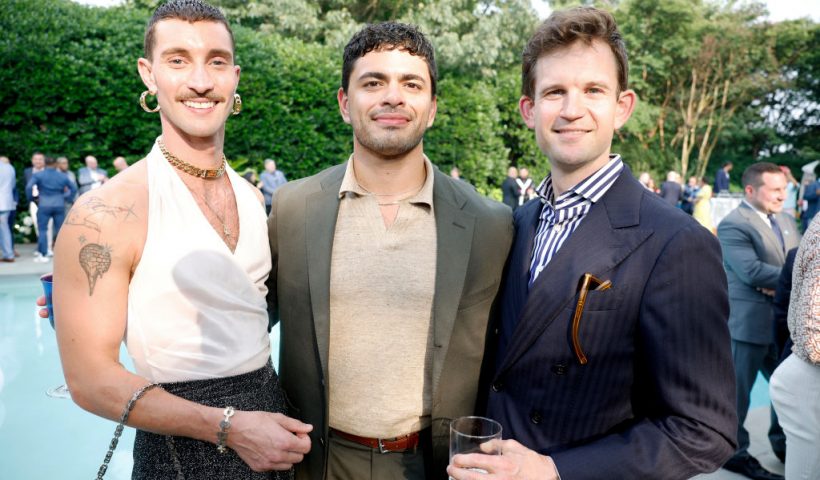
xmin=126 ymin=140 xmax=272 ymax=383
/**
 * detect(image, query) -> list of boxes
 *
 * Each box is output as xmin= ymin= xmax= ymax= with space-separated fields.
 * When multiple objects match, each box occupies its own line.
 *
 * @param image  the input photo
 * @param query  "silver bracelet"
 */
xmin=216 ymin=406 xmax=236 ymax=454
xmin=96 ymin=383 xmax=161 ymax=479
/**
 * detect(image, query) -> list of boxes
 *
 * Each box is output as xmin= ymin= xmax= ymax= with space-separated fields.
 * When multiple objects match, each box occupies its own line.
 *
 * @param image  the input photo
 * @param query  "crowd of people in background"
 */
xmin=500 ymin=166 xmax=536 ymax=211
xmin=633 ymin=162 xmax=820 ymax=236
xmin=4 ymin=147 xmax=820 ymax=269
xmin=13 ymin=2 xmax=820 ymax=478
xmin=0 ymin=151 xmax=293 ymax=264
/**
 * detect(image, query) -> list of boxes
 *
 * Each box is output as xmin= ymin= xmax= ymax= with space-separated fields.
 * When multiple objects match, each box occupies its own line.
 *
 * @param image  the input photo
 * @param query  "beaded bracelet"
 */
xmin=216 ymin=406 xmax=236 ymax=454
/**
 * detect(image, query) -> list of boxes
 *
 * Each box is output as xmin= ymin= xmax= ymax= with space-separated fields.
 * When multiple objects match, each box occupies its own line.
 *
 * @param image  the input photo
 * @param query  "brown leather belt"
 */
xmin=330 ymin=428 xmax=421 ymax=453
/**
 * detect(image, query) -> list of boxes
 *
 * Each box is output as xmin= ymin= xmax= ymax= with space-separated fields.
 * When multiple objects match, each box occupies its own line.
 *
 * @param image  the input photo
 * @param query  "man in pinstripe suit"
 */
xmin=449 ymin=7 xmax=737 ymax=480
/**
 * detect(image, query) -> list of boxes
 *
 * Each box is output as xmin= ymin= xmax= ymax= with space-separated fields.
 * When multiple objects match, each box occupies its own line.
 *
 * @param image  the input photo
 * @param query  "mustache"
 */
xmin=176 ymin=93 xmax=225 ymax=102
xmin=371 ymin=107 xmax=412 ymax=119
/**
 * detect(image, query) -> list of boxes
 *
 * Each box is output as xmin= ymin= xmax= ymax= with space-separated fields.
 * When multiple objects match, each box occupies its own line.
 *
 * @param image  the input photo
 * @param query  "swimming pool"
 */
xmin=0 ymin=274 xmax=281 ymax=479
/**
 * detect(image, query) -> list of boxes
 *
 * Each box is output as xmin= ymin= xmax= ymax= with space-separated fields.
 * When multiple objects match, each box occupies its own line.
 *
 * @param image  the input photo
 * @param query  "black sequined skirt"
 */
xmin=132 ymin=360 xmax=292 ymax=480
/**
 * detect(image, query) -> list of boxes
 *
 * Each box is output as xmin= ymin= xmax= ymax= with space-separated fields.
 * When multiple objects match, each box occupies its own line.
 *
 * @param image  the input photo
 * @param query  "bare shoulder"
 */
xmin=58 ymin=159 xmax=149 ymax=284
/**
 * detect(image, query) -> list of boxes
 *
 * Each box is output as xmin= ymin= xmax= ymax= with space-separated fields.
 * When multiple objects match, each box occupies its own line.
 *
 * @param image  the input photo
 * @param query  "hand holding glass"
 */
xmin=41 ymin=273 xmax=70 ymax=399
xmin=449 ymin=416 xmax=502 ymax=476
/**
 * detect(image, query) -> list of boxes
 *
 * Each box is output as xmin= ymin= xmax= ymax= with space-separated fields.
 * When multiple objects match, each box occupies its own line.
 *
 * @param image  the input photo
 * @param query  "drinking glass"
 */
xmin=449 ymin=416 xmax=502 ymax=476
xmin=41 ymin=273 xmax=70 ymax=399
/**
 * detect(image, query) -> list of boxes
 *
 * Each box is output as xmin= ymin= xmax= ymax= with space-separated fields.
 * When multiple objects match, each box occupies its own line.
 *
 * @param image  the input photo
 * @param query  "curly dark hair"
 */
xmin=144 ymin=0 xmax=233 ymax=61
xmin=342 ymin=22 xmax=437 ymax=97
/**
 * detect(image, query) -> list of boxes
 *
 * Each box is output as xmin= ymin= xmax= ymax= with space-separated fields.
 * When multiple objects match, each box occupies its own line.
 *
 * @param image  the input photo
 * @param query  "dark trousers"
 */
xmin=731 ymin=339 xmax=786 ymax=459
xmin=36 ymin=205 xmax=64 ymax=255
xmin=326 ymin=429 xmax=432 ymax=480
xmin=7 ymin=208 xmax=15 ymax=250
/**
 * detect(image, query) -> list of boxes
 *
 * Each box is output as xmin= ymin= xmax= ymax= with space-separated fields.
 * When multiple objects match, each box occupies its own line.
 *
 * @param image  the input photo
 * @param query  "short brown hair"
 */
xmin=144 ymin=0 xmax=234 ymax=61
xmin=342 ymin=22 xmax=437 ymax=98
xmin=521 ymin=6 xmax=628 ymax=99
xmin=741 ymin=162 xmax=783 ymax=189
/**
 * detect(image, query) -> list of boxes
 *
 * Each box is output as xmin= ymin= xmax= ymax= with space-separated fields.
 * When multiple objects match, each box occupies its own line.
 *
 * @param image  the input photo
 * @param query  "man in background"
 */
xmin=259 ymin=158 xmax=286 ymax=215
xmin=26 ymin=156 xmax=76 ymax=263
xmin=24 ymin=152 xmax=49 ymax=257
xmin=659 ymin=170 xmax=682 ymax=207
xmin=77 ymin=155 xmax=108 ymax=195
xmin=57 ymin=156 xmax=78 ymax=212
xmin=502 ymin=166 xmax=519 ymax=211
xmin=113 ymin=156 xmax=129 ymax=174
xmin=682 ymin=175 xmax=699 ymax=215
xmin=715 ymin=161 xmax=733 ymax=194
xmin=718 ymin=162 xmax=801 ymax=480
xmin=516 ymin=167 xmax=533 ymax=206
xmin=0 ymin=156 xmax=16 ymax=263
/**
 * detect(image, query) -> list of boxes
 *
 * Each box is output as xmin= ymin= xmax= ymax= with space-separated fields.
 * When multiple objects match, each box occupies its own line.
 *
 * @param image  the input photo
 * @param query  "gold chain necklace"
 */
xmin=158 ymin=138 xmax=226 ymax=179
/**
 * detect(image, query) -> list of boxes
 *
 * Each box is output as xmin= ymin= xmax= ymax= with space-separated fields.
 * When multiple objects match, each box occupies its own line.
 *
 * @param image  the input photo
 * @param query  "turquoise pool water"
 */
xmin=0 ymin=273 xmax=770 ymax=478
xmin=0 ymin=274 xmax=281 ymax=479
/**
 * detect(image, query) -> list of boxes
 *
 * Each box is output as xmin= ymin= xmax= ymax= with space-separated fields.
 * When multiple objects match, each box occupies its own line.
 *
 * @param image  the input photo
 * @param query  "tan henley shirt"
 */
xmin=328 ymin=156 xmax=437 ymax=438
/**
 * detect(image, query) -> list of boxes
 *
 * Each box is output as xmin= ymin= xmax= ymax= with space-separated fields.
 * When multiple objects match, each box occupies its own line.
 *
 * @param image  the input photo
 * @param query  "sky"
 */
xmin=73 ymin=0 xmax=820 ymax=22
xmin=528 ymin=0 xmax=819 ymax=21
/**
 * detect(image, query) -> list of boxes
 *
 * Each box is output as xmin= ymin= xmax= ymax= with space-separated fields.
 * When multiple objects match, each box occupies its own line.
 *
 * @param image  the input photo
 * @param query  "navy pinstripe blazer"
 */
xmin=481 ymin=168 xmax=737 ymax=479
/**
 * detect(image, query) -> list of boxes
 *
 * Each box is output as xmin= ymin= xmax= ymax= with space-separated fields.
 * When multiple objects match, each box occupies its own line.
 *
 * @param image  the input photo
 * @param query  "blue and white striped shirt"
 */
xmin=529 ymin=155 xmax=624 ymax=285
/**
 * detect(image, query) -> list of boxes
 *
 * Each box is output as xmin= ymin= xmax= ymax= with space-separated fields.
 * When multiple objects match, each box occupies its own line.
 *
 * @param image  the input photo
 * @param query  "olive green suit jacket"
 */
xmin=267 ymin=162 xmax=512 ymax=479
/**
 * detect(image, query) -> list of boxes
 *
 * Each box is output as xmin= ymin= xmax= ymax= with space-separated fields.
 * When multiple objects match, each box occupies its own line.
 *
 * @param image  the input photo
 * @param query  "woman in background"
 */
xmin=692 ymin=177 xmax=714 ymax=233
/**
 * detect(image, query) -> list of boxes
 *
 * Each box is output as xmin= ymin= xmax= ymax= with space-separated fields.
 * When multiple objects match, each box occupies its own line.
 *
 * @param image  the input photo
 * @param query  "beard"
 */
xmin=352 ymin=118 xmax=428 ymax=158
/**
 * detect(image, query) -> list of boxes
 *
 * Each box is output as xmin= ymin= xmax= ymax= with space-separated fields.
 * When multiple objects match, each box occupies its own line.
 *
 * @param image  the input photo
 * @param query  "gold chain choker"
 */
xmin=158 ymin=138 xmax=226 ymax=179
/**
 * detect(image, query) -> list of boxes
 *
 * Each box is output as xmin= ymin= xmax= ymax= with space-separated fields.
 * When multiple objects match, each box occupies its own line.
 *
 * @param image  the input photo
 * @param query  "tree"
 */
xmin=616 ymin=0 xmax=782 ymax=180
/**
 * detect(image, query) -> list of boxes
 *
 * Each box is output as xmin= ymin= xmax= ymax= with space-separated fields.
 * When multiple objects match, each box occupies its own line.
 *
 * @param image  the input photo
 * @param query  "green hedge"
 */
xmin=1 ymin=0 xmax=526 ymax=199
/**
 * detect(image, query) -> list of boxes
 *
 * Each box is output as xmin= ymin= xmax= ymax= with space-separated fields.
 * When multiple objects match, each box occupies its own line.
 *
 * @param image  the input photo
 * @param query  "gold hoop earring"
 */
xmin=140 ymin=90 xmax=160 ymax=113
xmin=232 ymin=93 xmax=242 ymax=116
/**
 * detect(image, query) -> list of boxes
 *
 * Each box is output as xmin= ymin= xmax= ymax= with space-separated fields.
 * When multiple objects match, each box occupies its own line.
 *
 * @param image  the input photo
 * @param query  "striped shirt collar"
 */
xmin=535 ymin=155 xmax=624 ymax=215
xmin=528 ymin=155 xmax=624 ymax=284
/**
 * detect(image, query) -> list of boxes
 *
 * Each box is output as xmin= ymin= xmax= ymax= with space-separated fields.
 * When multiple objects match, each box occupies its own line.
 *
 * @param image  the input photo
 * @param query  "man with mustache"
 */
xmin=50 ymin=1 xmax=310 ymax=478
xmin=268 ymin=22 xmax=512 ymax=480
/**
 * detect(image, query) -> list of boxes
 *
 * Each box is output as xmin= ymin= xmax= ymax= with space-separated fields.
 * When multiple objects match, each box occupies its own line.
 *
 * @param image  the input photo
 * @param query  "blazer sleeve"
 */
xmin=717 ymin=217 xmax=782 ymax=289
xmin=64 ymin=175 xmax=77 ymax=197
xmin=552 ymin=224 xmax=737 ymax=479
xmin=265 ymin=189 xmax=280 ymax=332
xmin=804 ymin=182 xmax=820 ymax=201
xmin=25 ymin=173 xmax=36 ymax=200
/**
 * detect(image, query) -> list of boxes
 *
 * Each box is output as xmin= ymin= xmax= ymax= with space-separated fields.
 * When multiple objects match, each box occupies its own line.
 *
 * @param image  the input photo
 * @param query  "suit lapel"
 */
xmin=777 ymin=212 xmax=800 ymax=251
xmin=738 ymin=203 xmax=785 ymax=263
xmin=305 ymin=165 xmax=345 ymax=380
xmin=498 ymin=200 xmax=541 ymax=341
xmin=497 ymin=172 xmax=653 ymax=375
xmin=431 ymin=171 xmax=476 ymax=390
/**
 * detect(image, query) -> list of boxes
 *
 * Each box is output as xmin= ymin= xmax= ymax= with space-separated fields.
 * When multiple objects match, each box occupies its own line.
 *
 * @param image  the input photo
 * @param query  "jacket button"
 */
xmin=551 ymin=363 xmax=567 ymax=375
xmin=491 ymin=380 xmax=504 ymax=392
xmin=530 ymin=411 xmax=542 ymax=424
